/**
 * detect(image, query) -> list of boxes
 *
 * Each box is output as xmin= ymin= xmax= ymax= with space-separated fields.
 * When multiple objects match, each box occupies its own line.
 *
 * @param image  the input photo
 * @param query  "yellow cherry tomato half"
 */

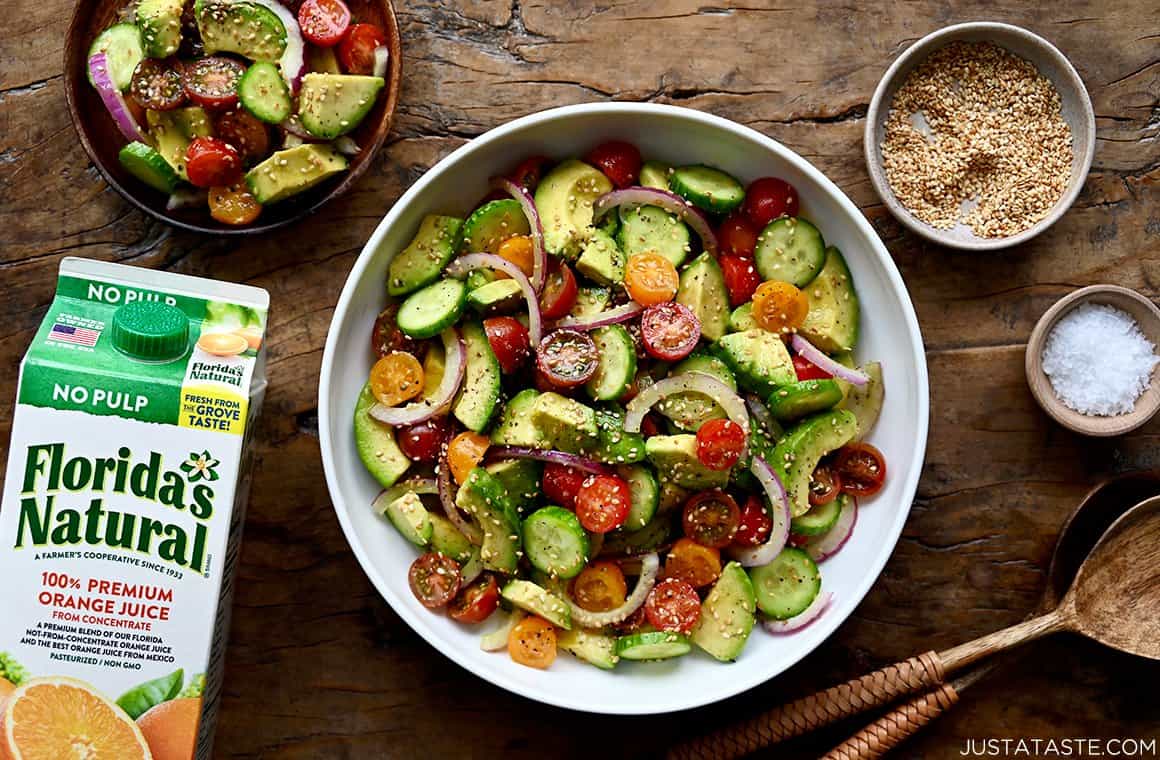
xmin=571 ymin=561 xmax=629 ymax=612
xmin=624 ymin=251 xmax=679 ymax=306
xmin=369 ymin=351 xmax=425 ymax=407
xmin=508 ymin=616 xmax=557 ymax=669
xmin=208 ymin=183 xmax=262 ymax=226
xmin=496 ymin=235 xmax=537 ymax=279
xmin=751 ymin=280 xmax=809 ymax=335
xmin=447 ymin=431 xmax=490 ymax=485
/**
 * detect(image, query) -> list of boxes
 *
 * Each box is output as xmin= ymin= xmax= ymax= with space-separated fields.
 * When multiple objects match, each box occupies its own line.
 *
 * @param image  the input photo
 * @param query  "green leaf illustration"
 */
xmin=116 ymin=668 xmax=184 ymax=719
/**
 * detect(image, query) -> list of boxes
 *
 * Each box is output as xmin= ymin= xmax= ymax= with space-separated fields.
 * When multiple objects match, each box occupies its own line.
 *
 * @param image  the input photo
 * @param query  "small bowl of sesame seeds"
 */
xmin=864 ymin=22 xmax=1095 ymax=251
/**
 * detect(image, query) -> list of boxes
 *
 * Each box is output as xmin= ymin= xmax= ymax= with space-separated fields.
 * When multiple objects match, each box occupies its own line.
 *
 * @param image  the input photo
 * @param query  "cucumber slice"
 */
xmin=639 ymin=160 xmax=673 ymax=190
xmin=238 ymin=61 xmax=292 ymax=124
xmin=460 ymin=199 xmax=531 ymax=255
xmin=558 ymin=628 xmax=619 ymax=670
xmin=501 ymin=579 xmax=572 ymax=629
xmin=616 ymin=205 xmax=691 ymax=269
xmin=618 ymin=464 xmax=659 ymax=532
xmin=522 ymin=506 xmax=590 ymax=579
xmin=754 ymin=217 xmax=826 ymax=287
xmin=396 ymin=279 xmax=467 ymax=339
xmin=790 ymin=496 xmax=844 ymax=536
xmin=669 ymin=165 xmax=746 ymax=214
xmin=766 ymin=379 xmax=844 ymax=420
xmin=614 ymin=631 xmax=692 ymax=661
xmin=376 ymin=490 xmax=432 ymax=546
xmin=88 ymin=23 xmax=144 ymax=91
xmin=452 ymin=321 xmax=502 ymax=432
xmin=570 ymin=286 xmax=611 ymax=318
xmin=585 ymin=324 xmax=637 ymax=401
xmin=749 ymin=547 xmax=821 ymax=619
xmin=118 ymin=142 xmax=179 ymax=194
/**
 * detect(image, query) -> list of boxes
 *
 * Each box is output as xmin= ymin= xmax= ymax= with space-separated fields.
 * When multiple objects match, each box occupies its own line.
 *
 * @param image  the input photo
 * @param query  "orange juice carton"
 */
xmin=0 ymin=258 xmax=268 ymax=759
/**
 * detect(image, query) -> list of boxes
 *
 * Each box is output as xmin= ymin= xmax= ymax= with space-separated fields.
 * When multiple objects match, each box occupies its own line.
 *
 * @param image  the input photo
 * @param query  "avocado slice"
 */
xmin=837 ymin=361 xmax=884 ymax=440
xmin=485 ymin=458 xmax=542 ymax=516
xmin=773 ymin=410 xmax=858 ymax=517
xmin=456 ymin=467 xmax=521 ymax=574
xmin=501 ymin=580 xmax=572 ymax=629
xmin=386 ymin=214 xmax=463 ymax=297
xmin=531 ymin=392 xmax=599 ymax=453
xmin=728 ymin=302 xmax=757 ymax=332
xmin=195 ymin=0 xmax=287 ymax=62
xmin=644 ymin=434 xmax=729 ymax=490
xmin=677 ymin=252 xmax=730 ymax=341
xmin=490 ymin=389 xmax=543 ymax=447
xmin=297 ymin=73 xmax=385 ymax=139
xmin=353 ymin=383 xmax=410 ymax=489
xmin=585 ymin=406 xmax=646 ymax=464
xmin=137 ymin=0 xmax=183 ymax=58
xmin=377 ymin=491 xmax=432 ymax=547
xmin=716 ymin=329 xmax=796 ymax=395
xmin=245 ymin=144 xmax=348 ymax=205
xmin=639 ymin=160 xmax=673 ymax=190
xmin=452 ymin=321 xmax=502 ymax=433
xmin=534 ymin=159 xmax=613 ymax=259
xmin=428 ymin=513 xmax=473 ymax=562
xmin=460 ymin=199 xmax=531 ymax=254
xmin=575 ymin=228 xmax=625 ymax=286
xmin=467 ymin=279 xmax=523 ymax=313
xmin=799 ymin=246 xmax=860 ymax=353
xmin=558 ymin=628 xmax=619 ymax=670
xmin=766 ymin=379 xmax=844 ymax=421
xmin=147 ymin=107 xmax=212 ymax=181
xmin=655 ymin=353 xmax=737 ymax=432
xmin=691 ymin=561 xmax=757 ymax=662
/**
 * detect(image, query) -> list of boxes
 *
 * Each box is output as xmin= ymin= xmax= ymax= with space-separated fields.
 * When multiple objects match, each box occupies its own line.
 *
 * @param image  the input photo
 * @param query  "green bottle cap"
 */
xmin=111 ymin=301 xmax=190 ymax=362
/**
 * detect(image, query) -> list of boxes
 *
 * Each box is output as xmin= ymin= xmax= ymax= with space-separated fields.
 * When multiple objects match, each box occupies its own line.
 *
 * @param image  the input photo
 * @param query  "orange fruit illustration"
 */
xmin=196 ymin=332 xmax=248 ymax=356
xmin=137 ymin=697 xmax=201 ymax=760
xmin=233 ymin=326 xmax=263 ymax=351
xmin=0 ymin=676 xmax=151 ymax=760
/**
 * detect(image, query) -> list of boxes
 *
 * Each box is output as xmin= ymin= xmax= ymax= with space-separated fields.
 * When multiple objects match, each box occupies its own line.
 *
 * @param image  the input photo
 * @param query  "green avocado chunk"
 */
xmin=575 ymin=228 xmax=625 ymax=286
xmin=644 ymin=434 xmax=729 ymax=490
xmin=352 ymin=383 xmax=410 ymax=489
xmin=531 ymin=392 xmax=599 ymax=453
xmin=491 ymin=389 xmax=543 ymax=447
xmin=195 ymin=0 xmax=287 ymax=62
xmin=245 ymin=144 xmax=348 ymax=205
xmin=677 ymin=252 xmax=730 ymax=341
xmin=456 ymin=467 xmax=521 ymax=574
xmin=772 ymin=410 xmax=858 ymax=517
xmin=297 ymin=73 xmax=385 ymax=139
xmin=799 ymin=246 xmax=860 ymax=353
xmin=501 ymin=580 xmax=572 ymax=629
xmin=716 ymin=329 xmax=796 ymax=395
xmin=534 ymin=159 xmax=613 ymax=259
xmin=387 ymin=214 xmax=464 ymax=297
xmin=147 ymin=107 xmax=212 ymax=181
xmin=691 ymin=561 xmax=757 ymax=662
xmin=137 ymin=0 xmax=183 ymax=58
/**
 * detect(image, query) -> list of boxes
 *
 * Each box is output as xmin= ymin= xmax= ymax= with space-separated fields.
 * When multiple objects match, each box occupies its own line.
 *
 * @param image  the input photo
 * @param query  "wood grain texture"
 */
xmin=2 ymin=0 xmax=1160 ymax=757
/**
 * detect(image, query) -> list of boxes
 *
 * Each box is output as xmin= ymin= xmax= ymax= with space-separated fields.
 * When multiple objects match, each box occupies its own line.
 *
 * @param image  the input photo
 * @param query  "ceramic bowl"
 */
xmin=319 ymin=103 xmax=930 ymax=714
xmin=864 ymin=22 xmax=1095 ymax=251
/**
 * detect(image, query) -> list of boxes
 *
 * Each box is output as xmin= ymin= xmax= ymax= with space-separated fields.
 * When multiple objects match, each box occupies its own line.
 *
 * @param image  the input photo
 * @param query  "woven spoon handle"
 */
xmin=820 ymin=683 xmax=960 ymax=760
xmin=666 ymin=651 xmax=947 ymax=760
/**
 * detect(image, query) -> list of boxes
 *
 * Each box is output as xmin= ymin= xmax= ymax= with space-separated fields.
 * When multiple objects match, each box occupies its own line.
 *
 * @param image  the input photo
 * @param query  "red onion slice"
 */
xmin=745 ymin=394 xmax=777 ymax=437
xmin=762 ymin=591 xmax=833 ymax=634
xmin=333 ymin=136 xmax=360 ymax=155
xmin=625 ymin=373 xmax=749 ymax=462
xmin=166 ymin=188 xmax=207 ymax=211
xmin=568 ymin=552 xmax=659 ymax=627
xmin=805 ymin=496 xmax=857 ymax=562
xmin=480 ymin=609 xmax=523 ymax=651
xmin=373 ymin=478 xmax=438 ymax=514
xmin=552 ymin=301 xmax=643 ymax=331
xmin=372 ymin=45 xmax=390 ymax=78
xmin=791 ymin=334 xmax=870 ymax=386
xmin=247 ymin=0 xmax=305 ymax=92
xmin=487 ymin=446 xmax=611 ymax=475
xmin=729 ymin=456 xmax=791 ymax=567
xmin=491 ymin=177 xmax=548 ymax=294
xmin=592 ymin=186 xmax=718 ymax=257
xmin=88 ymin=53 xmax=149 ymax=143
xmin=446 ymin=253 xmax=542 ymax=344
xmin=438 ymin=449 xmax=483 ymax=546
xmin=369 ymin=328 xmax=465 ymax=426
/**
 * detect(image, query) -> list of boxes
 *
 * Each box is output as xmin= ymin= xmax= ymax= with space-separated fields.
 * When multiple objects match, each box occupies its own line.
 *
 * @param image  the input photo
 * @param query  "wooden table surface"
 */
xmin=3 ymin=1 xmax=1160 ymax=757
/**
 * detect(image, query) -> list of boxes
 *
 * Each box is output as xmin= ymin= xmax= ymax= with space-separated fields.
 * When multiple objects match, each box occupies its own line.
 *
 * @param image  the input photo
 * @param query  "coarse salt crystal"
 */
xmin=1041 ymin=303 xmax=1159 ymax=416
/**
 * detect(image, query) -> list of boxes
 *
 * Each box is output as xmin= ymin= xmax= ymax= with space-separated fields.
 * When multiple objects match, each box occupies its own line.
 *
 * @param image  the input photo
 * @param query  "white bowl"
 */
xmin=319 ymin=102 xmax=930 ymax=715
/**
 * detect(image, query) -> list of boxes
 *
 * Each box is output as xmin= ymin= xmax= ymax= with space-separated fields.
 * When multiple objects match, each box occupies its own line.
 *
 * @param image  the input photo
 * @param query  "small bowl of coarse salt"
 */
xmin=1026 ymin=285 xmax=1160 ymax=437
xmin=864 ymin=22 xmax=1096 ymax=251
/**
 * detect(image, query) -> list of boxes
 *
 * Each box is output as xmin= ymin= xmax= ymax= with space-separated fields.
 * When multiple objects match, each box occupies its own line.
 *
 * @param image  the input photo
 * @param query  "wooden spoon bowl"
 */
xmin=63 ymin=0 xmax=402 ymax=236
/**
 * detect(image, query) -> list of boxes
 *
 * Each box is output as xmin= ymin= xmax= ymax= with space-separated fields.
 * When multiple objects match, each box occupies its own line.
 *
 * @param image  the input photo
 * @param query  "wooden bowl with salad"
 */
xmin=64 ymin=0 xmax=401 ymax=234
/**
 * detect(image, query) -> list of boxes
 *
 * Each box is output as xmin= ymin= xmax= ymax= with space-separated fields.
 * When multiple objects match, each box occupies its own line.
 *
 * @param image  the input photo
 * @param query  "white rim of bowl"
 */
xmin=319 ymin=102 xmax=930 ymax=714
xmin=863 ymin=21 xmax=1096 ymax=251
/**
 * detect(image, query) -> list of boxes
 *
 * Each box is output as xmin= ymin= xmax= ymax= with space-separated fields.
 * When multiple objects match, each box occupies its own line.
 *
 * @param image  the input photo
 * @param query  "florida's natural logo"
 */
xmin=14 ymin=443 xmax=217 ymax=573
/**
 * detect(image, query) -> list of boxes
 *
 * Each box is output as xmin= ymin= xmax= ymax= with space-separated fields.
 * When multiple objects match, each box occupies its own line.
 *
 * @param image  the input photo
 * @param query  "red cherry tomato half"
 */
xmin=719 ymin=254 xmax=761 ymax=308
xmin=371 ymin=303 xmax=420 ymax=358
xmin=408 ymin=552 xmax=461 ymax=608
xmin=448 ymin=573 xmax=500 ymax=624
xmin=298 ymin=0 xmax=351 ymax=47
xmin=734 ymin=494 xmax=773 ymax=547
xmin=575 ymin=474 xmax=632 ymax=533
xmin=536 ymin=329 xmax=599 ymax=389
xmin=793 ymin=354 xmax=832 ymax=381
xmin=640 ymin=302 xmax=701 ymax=361
xmin=129 ymin=59 xmax=186 ymax=111
xmin=639 ymin=412 xmax=664 ymax=439
xmin=337 ymin=23 xmax=387 ymax=75
xmin=542 ymin=462 xmax=587 ymax=510
xmin=835 ymin=443 xmax=887 ymax=497
xmin=397 ymin=417 xmax=450 ymax=463
xmin=214 ymin=108 xmax=270 ymax=163
xmin=743 ymin=177 xmax=800 ymax=228
xmin=682 ymin=491 xmax=741 ymax=548
xmin=809 ymin=461 xmax=842 ymax=506
xmin=695 ymin=418 xmax=746 ymax=471
xmin=182 ymin=56 xmax=245 ymax=108
xmin=483 ymin=316 xmax=530 ymax=374
xmin=185 ymin=136 xmax=242 ymax=188
xmin=644 ymin=578 xmax=701 ymax=634
xmin=584 ymin=140 xmax=642 ymax=189
xmin=718 ymin=213 xmax=758 ymax=258
xmin=539 ymin=261 xmax=579 ymax=320
xmin=508 ymin=155 xmax=551 ymax=191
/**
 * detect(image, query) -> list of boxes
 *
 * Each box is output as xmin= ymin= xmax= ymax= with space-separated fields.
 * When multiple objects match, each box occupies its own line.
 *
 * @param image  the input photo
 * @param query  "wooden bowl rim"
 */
xmin=62 ymin=0 xmax=403 ymax=236
xmin=862 ymin=21 xmax=1096 ymax=252
xmin=1025 ymin=284 xmax=1160 ymax=437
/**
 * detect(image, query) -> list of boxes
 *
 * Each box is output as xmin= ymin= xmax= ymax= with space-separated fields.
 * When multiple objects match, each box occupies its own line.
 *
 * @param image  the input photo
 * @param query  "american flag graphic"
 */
xmin=49 ymin=323 xmax=100 ymax=347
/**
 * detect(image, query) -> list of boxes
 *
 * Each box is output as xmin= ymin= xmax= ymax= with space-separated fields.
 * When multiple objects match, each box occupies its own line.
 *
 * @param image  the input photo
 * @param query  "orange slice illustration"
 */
xmin=196 ymin=331 xmax=249 ymax=357
xmin=232 ymin=326 xmax=263 ymax=351
xmin=0 ymin=676 xmax=152 ymax=760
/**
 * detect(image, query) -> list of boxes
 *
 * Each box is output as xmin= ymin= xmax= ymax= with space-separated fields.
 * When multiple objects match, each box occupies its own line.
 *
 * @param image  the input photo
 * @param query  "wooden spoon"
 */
xmin=820 ymin=471 xmax=1160 ymax=759
xmin=668 ymin=482 xmax=1160 ymax=760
